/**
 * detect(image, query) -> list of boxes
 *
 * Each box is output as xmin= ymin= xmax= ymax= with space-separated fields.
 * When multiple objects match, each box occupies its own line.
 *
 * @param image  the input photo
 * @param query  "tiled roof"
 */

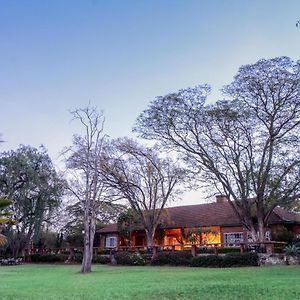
xmin=160 ymin=202 xmax=240 ymax=228
xmin=272 ymin=207 xmax=300 ymax=223
xmin=99 ymin=202 xmax=300 ymax=233
xmin=99 ymin=223 xmax=118 ymax=233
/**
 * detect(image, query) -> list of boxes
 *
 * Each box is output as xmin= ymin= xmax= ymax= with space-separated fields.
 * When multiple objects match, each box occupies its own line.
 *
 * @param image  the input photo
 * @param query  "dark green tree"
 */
xmin=0 ymin=198 xmax=13 ymax=246
xmin=0 ymin=145 xmax=64 ymax=256
xmin=117 ymin=208 xmax=140 ymax=246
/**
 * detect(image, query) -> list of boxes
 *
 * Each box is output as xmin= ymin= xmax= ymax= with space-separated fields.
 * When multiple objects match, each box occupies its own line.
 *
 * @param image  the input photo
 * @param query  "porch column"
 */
xmin=191 ymin=245 xmax=197 ymax=257
xmin=265 ymin=242 xmax=274 ymax=254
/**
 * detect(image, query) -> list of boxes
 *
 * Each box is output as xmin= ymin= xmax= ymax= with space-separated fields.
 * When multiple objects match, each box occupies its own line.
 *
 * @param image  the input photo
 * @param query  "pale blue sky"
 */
xmin=0 ymin=0 xmax=299 ymax=203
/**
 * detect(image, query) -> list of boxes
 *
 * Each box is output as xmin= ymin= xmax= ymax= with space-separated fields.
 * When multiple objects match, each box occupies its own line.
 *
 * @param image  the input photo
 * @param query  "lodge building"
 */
xmin=99 ymin=196 xmax=300 ymax=250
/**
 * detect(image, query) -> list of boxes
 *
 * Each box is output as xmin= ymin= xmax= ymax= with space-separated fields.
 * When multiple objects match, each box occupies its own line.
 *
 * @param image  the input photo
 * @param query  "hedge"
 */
xmin=191 ymin=252 xmax=258 ymax=267
xmin=115 ymin=252 xmax=146 ymax=266
xmin=30 ymin=253 xmax=110 ymax=264
xmin=151 ymin=251 xmax=193 ymax=266
xmin=217 ymin=247 xmax=240 ymax=254
xmin=93 ymin=255 xmax=110 ymax=264
xmin=30 ymin=254 xmax=68 ymax=263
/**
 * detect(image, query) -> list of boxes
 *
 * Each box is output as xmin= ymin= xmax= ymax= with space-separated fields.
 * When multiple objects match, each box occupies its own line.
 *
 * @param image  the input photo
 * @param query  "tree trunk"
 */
xmin=257 ymin=219 xmax=265 ymax=243
xmin=81 ymin=217 xmax=96 ymax=273
xmin=248 ymin=226 xmax=259 ymax=242
xmin=145 ymin=229 xmax=155 ymax=248
xmin=256 ymin=200 xmax=265 ymax=243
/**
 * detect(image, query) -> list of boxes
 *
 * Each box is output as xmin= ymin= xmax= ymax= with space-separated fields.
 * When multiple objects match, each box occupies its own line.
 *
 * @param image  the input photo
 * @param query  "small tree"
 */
xmin=101 ymin=138 xmax=185 ymax=247
xmin=117 ymin=208 xmax=140 ymax=246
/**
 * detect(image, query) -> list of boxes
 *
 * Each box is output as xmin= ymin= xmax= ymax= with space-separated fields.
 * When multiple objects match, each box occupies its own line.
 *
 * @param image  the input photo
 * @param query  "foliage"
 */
xmin=92 ymin=255 xmax=110 ymax=264
xmin=190 ymin=254 xmax=222 ymax=267
xmin=217 ymin=247 xmax=240 ymax=254
xmin=0 ymin=145 xmax=64 ymax=256
xmin=70 ymin=252 xmax=110 ymax=264
xmin=151 ymin=251 xmax=192 ymax=266
xmin=284 ymin=245 xmax=300 ymax=256
xmin=30 ymin=253 xmax=68 ymax=263
xmin=115 ymin=252 xmax=146 ymax=265
xmin=272 ymin=227 xmax=296 ymax=245
xmin=135 ymin=57 xmax=300 ymax=242
xmin=0 ymin=198 xmax=13 ymax=246
xmin=190 ymin=253 xmax=258 ymax=267
xmin=63 ymin=223 xmax=84 ymax=248
xmin=33 ymin=230 xmax=63 ymax=249
xmin=117 ymin=208 xmax=140 ymax=246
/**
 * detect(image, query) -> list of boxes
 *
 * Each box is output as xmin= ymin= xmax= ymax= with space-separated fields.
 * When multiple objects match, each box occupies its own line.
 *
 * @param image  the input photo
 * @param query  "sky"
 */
xmin=0 ymin=0 xmax=299 ymax=205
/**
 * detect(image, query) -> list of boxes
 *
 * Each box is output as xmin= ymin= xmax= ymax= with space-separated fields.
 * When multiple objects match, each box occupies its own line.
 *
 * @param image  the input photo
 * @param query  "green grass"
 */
xmin=0 ymin=264 xmax=300 ymax=300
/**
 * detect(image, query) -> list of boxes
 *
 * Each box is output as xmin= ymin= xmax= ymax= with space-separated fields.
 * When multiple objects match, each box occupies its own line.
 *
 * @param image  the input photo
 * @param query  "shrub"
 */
xmin=141 ymin=253 xmax=153 ymax=264
xmin=30 ymin=254 xmax=68 ymax=263
xmin=191 ymin=253 xmax=258 ymax=268
xmin=196 ymin=247 xmax=215 ymax=254
xmin=151 ymin=251 xmax=193 ymax=266
xmin=115 ymin=252 xmax=146 ymax=266
xmin=284 ymin=245 xmax=300 ymax=256
xmin=190 ymin=255 xmax=223 ymax=267
xmin=97 ymin=249 xmax=111 ymax=255
xmin=93 ymin=255 xmax=110 ymax=264
xmin=221 ymin=253 xmax=258 ymax=267
xmin=74 ymin=253 xmax=83 ymax=263
xmin=218 ymin=247 xmax=240 ymax=254
xmin=272 ymin=227 xmax=296 ymax=245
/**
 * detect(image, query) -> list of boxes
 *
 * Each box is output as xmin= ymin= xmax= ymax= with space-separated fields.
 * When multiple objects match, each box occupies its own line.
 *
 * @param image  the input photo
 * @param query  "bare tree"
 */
xmin=64 ymin=106 xmax=109 ymax=273
xmin=134 ymin=57 xmax=300 ymax=242
xmin=101 ymin=138 xmax=185 ymax=247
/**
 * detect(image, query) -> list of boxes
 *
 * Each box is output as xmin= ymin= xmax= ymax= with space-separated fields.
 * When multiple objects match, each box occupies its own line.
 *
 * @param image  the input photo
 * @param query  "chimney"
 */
xmin=216 ymin=195 xmax=228 ymax=203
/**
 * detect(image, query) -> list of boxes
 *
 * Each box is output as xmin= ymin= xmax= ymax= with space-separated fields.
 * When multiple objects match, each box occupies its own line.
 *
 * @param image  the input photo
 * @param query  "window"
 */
xmin=224 ymin=232 xmax=243 ymax=246
xmin=105 ymin=236 xmax=117 ymax=248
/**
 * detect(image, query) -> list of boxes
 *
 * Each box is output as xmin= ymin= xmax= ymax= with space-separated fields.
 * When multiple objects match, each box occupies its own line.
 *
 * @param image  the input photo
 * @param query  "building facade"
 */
xmin=99 ymin=197 xmax=300 ymax=250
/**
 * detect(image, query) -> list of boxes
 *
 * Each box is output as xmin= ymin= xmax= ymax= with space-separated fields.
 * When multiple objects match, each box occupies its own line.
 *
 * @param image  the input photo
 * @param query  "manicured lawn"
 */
xmin=0 ymin=264 xmax=300 ymax=300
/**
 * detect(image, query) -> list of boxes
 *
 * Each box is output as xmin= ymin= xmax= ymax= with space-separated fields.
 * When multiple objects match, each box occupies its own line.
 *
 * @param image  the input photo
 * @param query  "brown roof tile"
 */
xmin=99 ymin=202 xmax=300 ymax=233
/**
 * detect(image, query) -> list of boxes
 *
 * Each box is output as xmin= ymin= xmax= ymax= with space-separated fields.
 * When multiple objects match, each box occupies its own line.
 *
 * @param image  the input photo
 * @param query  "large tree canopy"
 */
xmin=0 ymin=145 xmax=64 ymax=256
xmin=134 ymin=57 xmax=300 ymax=242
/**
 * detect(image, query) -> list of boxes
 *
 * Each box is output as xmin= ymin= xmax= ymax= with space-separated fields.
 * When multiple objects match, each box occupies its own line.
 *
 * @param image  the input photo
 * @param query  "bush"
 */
xmin=190 ymin=255 xmax=223 ymax=267
xmin=196 ymin=247 xmax=215 ymax=254
xmin=74 ymin=253 xmax=83 ymax=263
xmin=272 ymin=227 xmax=296 ymax=245
xmin=221 ymin=253 xmax=258 ymax=267
xmin=92 ymin=255 xmax=110 ymax=264
xmin=191 ymin=253 xmax=258 ymax=268
xmin=115 ymin=252 xmax=146 ymax=266
xmin=218 ymin=247 xmax=240 ymax=254
xmin=151 ymin=251 xmax=193 ymax=266
xmin=284 ymin=245 xmax=300 ymax=256
xmin=97 ymin=249 xmax=111 ymax=255
xmin=30 ymin=254 xmax=68 ymax=263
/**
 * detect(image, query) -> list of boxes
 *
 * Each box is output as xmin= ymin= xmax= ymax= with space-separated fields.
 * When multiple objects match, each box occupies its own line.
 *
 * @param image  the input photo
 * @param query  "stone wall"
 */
xmin=258 ymin=254 xmax=300 ymax=266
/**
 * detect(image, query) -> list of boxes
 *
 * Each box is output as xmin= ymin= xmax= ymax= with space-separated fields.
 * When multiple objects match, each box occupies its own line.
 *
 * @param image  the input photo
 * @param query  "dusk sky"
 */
xmin=1 ymin=1 xmax=299 ymax=204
